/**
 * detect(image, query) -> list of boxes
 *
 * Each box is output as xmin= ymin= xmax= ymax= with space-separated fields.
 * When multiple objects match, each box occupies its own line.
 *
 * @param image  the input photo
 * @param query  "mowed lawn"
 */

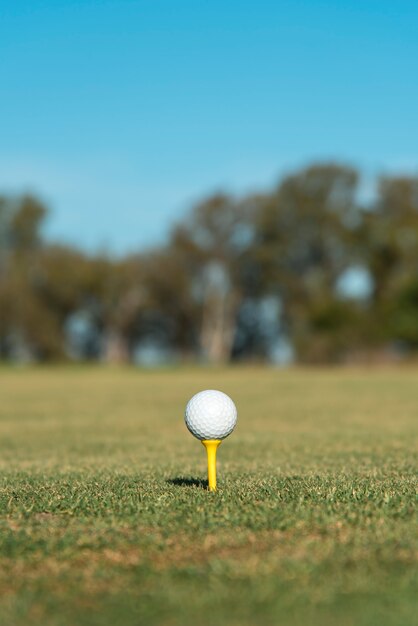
xmin=0 ymin=367 xmax=417 ymax=626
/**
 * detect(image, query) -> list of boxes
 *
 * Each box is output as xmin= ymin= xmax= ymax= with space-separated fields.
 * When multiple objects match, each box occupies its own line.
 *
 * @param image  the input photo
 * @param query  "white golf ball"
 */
xmin=185 ymin=390 xmax=237 ymax=440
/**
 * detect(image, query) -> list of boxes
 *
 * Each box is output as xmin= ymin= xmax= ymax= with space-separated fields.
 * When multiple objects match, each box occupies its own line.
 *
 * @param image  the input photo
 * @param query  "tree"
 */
xmin=0 ymin=195 xmax=58 ymax=359
xmin=251 ymin=164 xmax=363 ymax=361
xmin=365 ymin=176 xmax=418 ymax=348
xmin=170 ymin=193 xmax=254 ymax=363
xmin=138 ymin=247 xmax=200 ymax=358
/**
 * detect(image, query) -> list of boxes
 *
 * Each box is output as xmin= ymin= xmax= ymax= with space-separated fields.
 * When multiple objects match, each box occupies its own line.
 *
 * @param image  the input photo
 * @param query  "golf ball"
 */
xmin=185 ymin=390 xmax=237 ymax=440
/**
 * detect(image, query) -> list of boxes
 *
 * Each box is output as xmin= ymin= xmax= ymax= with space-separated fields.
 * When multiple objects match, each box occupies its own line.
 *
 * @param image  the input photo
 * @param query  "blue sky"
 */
xmin=1 ymin=0 xmax=417 ymax=253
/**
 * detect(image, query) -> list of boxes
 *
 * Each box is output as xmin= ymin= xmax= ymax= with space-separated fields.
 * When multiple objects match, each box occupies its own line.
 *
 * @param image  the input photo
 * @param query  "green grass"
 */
xmin=0 ymin=366 xmax=417 ymax=626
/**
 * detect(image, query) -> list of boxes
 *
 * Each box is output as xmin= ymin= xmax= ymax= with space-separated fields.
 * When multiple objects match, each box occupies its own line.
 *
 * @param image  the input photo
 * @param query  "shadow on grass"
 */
xmin=167 ymin=477 xmax=208 ymax=489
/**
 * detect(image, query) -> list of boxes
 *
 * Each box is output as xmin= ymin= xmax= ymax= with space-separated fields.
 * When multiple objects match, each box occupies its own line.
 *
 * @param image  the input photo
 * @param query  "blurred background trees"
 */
xmin=1 ymin=162 xmax=417 ymax=365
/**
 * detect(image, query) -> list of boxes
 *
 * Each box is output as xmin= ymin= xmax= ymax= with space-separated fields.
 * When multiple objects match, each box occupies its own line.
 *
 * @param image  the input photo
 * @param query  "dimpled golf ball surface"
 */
xmin=185 ymin=390 xmax=237 ymax=440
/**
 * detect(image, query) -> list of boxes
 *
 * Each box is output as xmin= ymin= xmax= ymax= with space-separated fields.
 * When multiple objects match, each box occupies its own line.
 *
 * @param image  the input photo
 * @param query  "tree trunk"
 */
xmin=103 ymin=328 xmax=130 ymax=364
xmin=200 ymin=286 xmax=239 ymax=364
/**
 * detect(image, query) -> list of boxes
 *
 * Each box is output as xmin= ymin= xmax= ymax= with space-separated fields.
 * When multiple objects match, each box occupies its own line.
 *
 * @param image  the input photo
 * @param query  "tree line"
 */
xmin=1 ymin=163 xmax=417 ymax=364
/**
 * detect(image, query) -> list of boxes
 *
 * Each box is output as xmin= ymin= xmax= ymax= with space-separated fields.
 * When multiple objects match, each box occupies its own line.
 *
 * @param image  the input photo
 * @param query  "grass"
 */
xmin=0 ymin=366 xmax=416 ymax=626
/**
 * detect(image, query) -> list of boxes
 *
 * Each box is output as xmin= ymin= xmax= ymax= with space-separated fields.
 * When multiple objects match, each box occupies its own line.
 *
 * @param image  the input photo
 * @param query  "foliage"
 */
xmin=1 ymin=163 xmax=418 ymax=363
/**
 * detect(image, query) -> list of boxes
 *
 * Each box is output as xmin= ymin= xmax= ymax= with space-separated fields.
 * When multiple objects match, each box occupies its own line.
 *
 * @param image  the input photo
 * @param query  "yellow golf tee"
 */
xmin=202 ymin=439 xmax=222 ymax=491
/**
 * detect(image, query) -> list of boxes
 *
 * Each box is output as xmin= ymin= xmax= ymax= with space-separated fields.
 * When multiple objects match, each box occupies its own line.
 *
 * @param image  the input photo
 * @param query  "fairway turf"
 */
xmin=0 ymin=367 xmax=417 ymax=626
